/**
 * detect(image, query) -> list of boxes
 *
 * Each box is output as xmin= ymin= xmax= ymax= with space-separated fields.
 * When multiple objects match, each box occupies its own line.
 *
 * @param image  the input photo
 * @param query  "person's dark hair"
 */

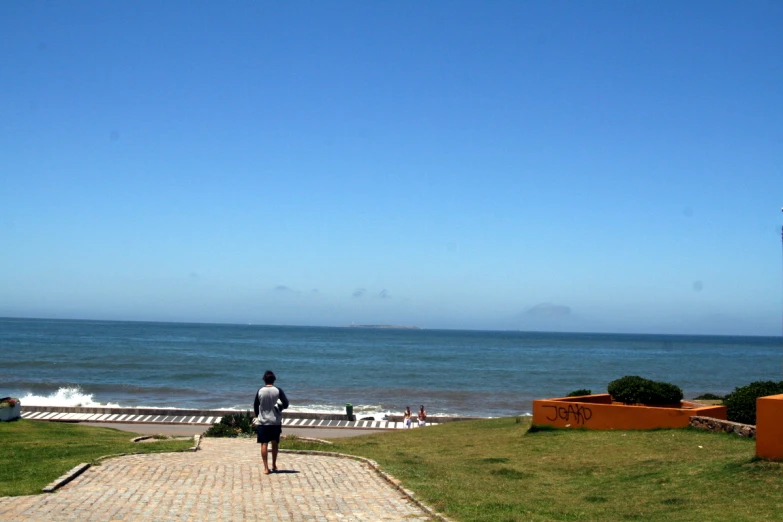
xmin=263 ymin=370 xmax=276 ymax=385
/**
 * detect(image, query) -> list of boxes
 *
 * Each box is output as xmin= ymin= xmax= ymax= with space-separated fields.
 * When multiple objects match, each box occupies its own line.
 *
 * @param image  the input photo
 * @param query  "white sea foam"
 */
xmin=288 ymin=404 xmax=392 ymax=416
xmin=20 ymin=387 xmax=122 ymax=408
xmin=18 ymin=387 xmax=487 ymax=417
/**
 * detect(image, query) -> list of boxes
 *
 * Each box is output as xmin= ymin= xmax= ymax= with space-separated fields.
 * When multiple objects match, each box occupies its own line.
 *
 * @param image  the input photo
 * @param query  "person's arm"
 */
xmin=253 ymin=388 xmax=261 ymax=417
xmin=278 ymin=388 xmax=289 ymax=410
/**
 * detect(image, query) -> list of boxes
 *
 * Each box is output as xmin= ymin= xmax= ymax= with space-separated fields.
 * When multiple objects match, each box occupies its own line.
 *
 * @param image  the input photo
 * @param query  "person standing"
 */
xmin=417 ymin=405 xmax=427 ymax=427
xmin=253 ymin=370 xmax=289 ymax=475
xmin=402 ymin=406 xmax=412 ymax=429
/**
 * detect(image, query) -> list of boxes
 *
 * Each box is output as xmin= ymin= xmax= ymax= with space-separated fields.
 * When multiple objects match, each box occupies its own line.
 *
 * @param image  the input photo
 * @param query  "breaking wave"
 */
xmin=19 ymin=387 xmax=122 ymax=408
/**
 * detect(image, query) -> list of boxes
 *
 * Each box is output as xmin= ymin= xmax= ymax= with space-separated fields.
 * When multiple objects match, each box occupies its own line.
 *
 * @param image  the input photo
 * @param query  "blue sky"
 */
xmin=1 ymin=1 xmax=782 ymax=335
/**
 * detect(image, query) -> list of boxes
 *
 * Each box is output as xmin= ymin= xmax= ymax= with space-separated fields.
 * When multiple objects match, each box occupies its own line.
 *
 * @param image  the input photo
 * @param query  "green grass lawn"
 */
xmin=0 ymin=420 xmax=194 ymax=497
xmin=282 ymin=417 xmax=783 ymax=522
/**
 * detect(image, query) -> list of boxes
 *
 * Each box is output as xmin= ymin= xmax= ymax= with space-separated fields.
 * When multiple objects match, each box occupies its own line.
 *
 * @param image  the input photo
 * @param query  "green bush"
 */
xmin=724 ymin=381 xmax=783 ymax=425
xmin=204 ymin=411 xmax=255 ymax=438
xmin=0 ymin=397 xmax=19 ymax=409
xmin=566 ymin=389 xmax=592 ymax=397
xmin=607 ymin=376 xmax=683 ymax=405
xmin=204 ymin=422 xmax=240 ymax=438
xmin=692 ymin=393 xmax=724 ymax=401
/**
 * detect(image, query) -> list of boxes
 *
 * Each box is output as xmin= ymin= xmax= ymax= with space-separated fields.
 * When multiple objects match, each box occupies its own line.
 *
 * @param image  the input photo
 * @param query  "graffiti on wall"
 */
xmin=542 ymin=403 xmax=593 ymax=425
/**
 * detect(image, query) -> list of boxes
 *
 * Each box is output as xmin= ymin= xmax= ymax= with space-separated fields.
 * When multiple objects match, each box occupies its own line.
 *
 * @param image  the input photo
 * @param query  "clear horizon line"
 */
xmin=1 ymin=315 xmax=780 ymax=339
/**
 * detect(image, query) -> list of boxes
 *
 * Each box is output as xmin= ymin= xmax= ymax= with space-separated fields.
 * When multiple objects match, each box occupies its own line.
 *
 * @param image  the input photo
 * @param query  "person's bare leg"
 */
xmin=271 ymin=440 xmax=279 ymax=471
xmin=261 ymin=442 xmax=270 ymax=474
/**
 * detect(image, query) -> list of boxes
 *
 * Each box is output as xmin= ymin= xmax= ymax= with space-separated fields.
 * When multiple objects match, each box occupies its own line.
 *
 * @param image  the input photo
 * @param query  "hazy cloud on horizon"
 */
xmin=525 ymin=303 xmax=572 ymax=318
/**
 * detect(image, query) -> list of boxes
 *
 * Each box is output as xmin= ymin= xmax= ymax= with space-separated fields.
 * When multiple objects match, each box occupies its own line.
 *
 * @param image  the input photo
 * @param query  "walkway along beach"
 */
xmin=20 ymin=405 xmax=481 ymax=432
xmin=0 ymin=438 xmax=439 ymax=521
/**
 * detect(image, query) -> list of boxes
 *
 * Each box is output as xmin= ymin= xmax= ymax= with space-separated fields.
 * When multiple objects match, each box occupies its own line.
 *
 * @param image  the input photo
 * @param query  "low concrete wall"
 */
xmin=21 ymin=405 xmax=350 ymax=421
xmin=689 ymin=415 xmax=755 ymax=438
xmin=532 ymin=394 xmax=727 ymax=430
xmin=21 ymin=405 xmax=478 ymax=423
xmin=384 ymin=415 xmax=484 ymax=423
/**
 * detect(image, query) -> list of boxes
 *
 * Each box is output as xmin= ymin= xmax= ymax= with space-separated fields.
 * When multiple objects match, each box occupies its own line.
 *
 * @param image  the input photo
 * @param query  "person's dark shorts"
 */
xmin=256 ymin=424 xmax=282 ymax=444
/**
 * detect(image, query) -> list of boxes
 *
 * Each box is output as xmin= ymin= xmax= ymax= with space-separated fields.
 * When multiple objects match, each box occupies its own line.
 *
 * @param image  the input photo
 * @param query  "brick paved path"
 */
xmin=0 ymin=438 xmax=432 ymax=521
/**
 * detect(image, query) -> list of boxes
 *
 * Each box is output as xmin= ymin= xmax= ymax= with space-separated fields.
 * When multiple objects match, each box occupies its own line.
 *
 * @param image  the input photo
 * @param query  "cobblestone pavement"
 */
xmin=0 ymin=438 xmax=432 ymax=521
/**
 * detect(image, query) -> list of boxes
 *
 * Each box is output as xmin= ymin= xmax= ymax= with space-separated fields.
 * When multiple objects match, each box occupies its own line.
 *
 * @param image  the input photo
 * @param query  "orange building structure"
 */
xmin=532 ymin=394 xmax=726 ymax=431
xmin=756 ymin=394 xmax=783 ymax=460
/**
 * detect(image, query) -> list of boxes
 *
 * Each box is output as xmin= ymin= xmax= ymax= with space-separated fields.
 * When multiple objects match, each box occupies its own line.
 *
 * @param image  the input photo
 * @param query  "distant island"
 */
xmin=346 ymin=324 xmax=421 ymax=330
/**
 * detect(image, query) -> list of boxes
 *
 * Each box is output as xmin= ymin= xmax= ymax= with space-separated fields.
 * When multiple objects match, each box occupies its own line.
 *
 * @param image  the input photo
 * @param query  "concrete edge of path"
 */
xmin=42 ymin=463 xmax=91 ymax=493
xmin=280 ymin=449 xmax=455 ymax=522
xmin=42 ymin=434 xmax=202 ymax=493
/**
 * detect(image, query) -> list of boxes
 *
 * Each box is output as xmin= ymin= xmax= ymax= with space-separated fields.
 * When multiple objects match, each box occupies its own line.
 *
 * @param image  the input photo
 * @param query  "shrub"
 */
xmin=0 ymin=397 xmax=19 ymax=409
xmin=724 ymin=381 xmax=783 ymax=425
xmin=566 ymin=389 xmax=592 ymax=397
xmin=204 ymin=423 xmax=240 ymax=438
xmin=692 ymin=393 xmax=724 ymax=401
xmin=607 ymin=376 xmax=683 ymax=405
xmin=204 ymin=411 xmax=255 ymax=438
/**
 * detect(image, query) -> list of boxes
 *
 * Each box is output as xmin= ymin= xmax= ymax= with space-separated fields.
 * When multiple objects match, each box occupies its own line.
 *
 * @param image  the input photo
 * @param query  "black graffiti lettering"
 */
xmin=554 ymin=404 xmax=593 ymax=425
xmin=541 ymin=403 xmax=593 ymax=425
xmin=544 ymin=405 xmax=558 ymax=422
xmin=582 ymin=405 xmax=593 ymax=422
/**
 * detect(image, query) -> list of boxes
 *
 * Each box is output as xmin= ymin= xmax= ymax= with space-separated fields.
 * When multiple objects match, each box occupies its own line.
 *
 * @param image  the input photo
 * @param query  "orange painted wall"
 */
xmin=756 ymin=394 xmax=783 ymax=460
xmin=532 ymin=394 xmax=727 ymax=431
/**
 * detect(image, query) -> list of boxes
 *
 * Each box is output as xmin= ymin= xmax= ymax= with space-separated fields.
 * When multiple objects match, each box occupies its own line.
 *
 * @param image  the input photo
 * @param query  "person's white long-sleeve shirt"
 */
xmin=253 ymin=385 xmax=289 ymax=425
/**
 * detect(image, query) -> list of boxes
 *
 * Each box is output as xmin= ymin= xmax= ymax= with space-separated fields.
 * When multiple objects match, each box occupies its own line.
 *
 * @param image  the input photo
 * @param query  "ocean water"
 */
xmin=2 ymin=317 xmax=782 ymax=418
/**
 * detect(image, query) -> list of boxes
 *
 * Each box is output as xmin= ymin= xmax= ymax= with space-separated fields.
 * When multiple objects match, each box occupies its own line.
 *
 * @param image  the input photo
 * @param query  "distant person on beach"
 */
xmin=418 ymin=405 xmax=427 ymax=427
xmin=403 ymin=406 xmax=412 ymax=428
xmin=253 ymin=370 xmax=289 ymax=475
